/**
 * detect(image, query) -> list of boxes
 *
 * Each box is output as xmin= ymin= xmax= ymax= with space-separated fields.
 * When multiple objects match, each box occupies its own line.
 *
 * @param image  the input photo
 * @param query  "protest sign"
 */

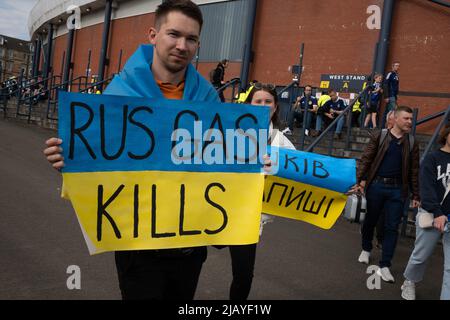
xmin=58 ymin=91 xmax=270 ymax=254
xmin=263 ymin=147 xmax=356 ymax=229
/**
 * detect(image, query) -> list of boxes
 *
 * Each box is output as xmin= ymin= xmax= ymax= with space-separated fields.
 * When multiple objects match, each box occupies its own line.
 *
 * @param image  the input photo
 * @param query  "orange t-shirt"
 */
xmin=156 ymin=80 xmax=185 ymax=100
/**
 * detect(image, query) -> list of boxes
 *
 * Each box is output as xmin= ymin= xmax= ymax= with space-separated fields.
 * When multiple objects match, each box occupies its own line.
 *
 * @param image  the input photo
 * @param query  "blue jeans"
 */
xmin=316 ymin=114 xmax=323 ymax=131
xmin=381 ymin=97 xmax=396 ymax=128
xmin=403 ymin=221 xmax=450 ymax=300
xmin=335 ymin=117 xmax=345 ymax=134
xmin=323 ymin=115 xmax=345 ymax=134
xmin=386 ymin=96 xmax=397 ymax=112
xmin=362 ymin=181 xmax=406 ymax=268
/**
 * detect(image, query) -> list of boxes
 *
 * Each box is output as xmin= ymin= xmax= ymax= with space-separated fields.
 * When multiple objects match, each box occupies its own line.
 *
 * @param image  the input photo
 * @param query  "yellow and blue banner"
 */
xmin=263 ymin=147 xmax=356 ymax=229
xmin=58 ymin=91 xmax=270 ymax=254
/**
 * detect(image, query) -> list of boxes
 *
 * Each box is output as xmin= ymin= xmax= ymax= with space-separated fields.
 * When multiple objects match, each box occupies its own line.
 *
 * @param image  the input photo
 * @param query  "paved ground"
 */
xmin=0 ymin=117 xmax=445 ymax=300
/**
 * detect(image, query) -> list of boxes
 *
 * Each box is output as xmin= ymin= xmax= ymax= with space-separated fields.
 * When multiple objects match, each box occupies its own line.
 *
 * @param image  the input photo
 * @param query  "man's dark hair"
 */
xmin=155 ymin=0 xmax=203 ymax=30
xmin=438 ymin=126 xmax=450 ymax=145
xmin=394 ymin=105 xmax=413 ymax=114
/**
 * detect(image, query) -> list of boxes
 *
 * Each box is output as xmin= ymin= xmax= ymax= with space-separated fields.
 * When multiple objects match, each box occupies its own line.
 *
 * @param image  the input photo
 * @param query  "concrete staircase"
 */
xmin=282 ymin=126 xmax=431 ymax=160
xmin=1 ymin=96 xmax=58 ymax=130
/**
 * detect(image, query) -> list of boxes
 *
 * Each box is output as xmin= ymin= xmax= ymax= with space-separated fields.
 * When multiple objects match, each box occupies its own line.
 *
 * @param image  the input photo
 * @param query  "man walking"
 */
xmin=351 ymin=106 xmax=420 ymax=283
xmin=211 ymin=59 xmax=229 ymax=102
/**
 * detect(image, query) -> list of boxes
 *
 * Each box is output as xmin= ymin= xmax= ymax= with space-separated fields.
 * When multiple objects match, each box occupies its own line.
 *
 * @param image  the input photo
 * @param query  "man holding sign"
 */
xmin=44 ymin=0 xmax=226 ymax=300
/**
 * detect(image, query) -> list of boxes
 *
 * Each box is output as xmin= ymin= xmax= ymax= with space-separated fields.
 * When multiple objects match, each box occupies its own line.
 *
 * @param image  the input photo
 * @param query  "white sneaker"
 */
xmin=401 ymin=280 xmax=416 ymax=300
xmin=282 ymin=128 xmax=293 ymax=135
xmin=358 ymin=250 xmax=370 ymax=264
xmin=377 ymin=267 xmax=395 ymax=283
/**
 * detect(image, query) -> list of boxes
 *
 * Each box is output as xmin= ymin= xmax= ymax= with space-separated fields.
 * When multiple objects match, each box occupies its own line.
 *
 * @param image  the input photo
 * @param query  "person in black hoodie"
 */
xmin=401 ymin=126 xmax=450 ymax=300
xmin=211 ymin=59 xmax=229 ymax=102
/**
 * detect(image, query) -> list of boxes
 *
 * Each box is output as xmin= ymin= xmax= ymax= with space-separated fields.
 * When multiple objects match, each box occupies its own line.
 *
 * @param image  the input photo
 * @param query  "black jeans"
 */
xmin=214 ymin=85 xmax=225 ymax=102
xmin=362 ymin=181 xmax=406 ymax=268
xmin=287 ymin=110 xmax=314 ymax=131
xmin=115 ymin=247 xmax=207 ymax=300
xmin=229 ymin=244 xmax=257 ymax=300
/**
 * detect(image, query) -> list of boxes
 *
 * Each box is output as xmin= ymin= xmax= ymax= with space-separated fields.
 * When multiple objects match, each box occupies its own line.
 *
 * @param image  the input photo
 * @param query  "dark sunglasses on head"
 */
xmin=253 ymin=82 xmax=276 ymax=91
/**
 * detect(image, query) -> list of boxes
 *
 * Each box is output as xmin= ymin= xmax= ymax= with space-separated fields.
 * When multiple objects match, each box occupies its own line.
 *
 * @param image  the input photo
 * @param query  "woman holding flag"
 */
xmin=227 ymin=83 xmax=295 ymax=300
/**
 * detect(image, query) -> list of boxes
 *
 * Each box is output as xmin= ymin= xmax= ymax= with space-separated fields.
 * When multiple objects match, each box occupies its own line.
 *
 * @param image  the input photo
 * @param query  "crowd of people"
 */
xmin=277 ymin=61 xmax=401 ymax=138
xmin=41 ymin=0 xmax=448 ymax=301
xmin=1 ymin=77 xmax=47 ymax=105
xmin=1 ymin=77 xmax=18 ymax=102
xmin=352 ymin=109 xmax=449 ymax=300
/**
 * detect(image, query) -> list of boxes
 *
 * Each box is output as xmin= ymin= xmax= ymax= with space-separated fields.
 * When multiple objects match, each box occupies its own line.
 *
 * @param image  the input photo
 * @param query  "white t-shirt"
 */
xmin=260 ymin=123 xmax=296 ymax=235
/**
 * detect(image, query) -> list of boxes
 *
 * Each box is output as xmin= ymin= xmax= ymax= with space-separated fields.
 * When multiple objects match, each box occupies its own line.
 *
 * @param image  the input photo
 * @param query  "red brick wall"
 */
xmin=251 ymin=0 xmax=382 ymax=87
xmin=48 ymin=0 xmax=450 ymax=133
xmin=387 ymin=0 xmax=450 ymax=133
xmin=250 ymin=0 xmax=450 ymax=133
xmin=52 ymin=34 xmax=66 ymax=77
xmin=105 ymin=13 xmax=154 ymax=79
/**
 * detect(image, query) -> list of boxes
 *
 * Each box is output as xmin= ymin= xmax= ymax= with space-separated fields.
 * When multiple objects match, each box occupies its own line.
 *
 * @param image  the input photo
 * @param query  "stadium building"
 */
xmin=27 ymin=0 xmax=450 ymax=133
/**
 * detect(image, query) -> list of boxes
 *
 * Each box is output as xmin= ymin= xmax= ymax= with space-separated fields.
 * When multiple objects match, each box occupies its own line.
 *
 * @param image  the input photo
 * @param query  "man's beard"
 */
xmin=165 ymin=59 xmax=189 ymax=74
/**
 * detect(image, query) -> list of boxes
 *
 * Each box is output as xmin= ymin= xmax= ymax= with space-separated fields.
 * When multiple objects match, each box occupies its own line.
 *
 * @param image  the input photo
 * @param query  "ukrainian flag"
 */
xmin=58 ymin=92 xmax=270 ymax=254
xmin=263 ymin=147 xmax=356 ymax=229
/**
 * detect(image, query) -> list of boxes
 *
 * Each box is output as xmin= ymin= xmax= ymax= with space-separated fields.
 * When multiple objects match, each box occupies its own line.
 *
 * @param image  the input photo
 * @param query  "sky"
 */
xmin=0 ymin=0 xmax=39 ymax=41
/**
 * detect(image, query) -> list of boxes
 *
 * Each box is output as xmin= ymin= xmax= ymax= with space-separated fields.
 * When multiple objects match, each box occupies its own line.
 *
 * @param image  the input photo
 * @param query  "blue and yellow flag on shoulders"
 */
xmin=58 ymin=91 xmax=270 ymax=254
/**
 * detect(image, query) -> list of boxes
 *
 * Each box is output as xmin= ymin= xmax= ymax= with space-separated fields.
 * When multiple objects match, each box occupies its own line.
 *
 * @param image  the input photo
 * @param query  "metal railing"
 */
xmin=10 ymin=70 xmax=114 ymax=122
xmin=419 ymin=106 xmax=450 ymax=163
xmin=78 ymin=75 xmax=115 ymax=94
xmin=47 ymin=75 xmax=116 ymax=121
xmin=305 ymin=85 xmax=371 ymax=155
xmin=277 ymin=80 xmax=299 ymax=99
xmin=276 ymin=80 xmax=300 ymax=126
xmin=0 ymin=87 xmax=8 ymax=118
xmin=217 ymin=78 xmax=241 ymax=103
xmin=15 ymin=74 xmax=61 ymax=123
xmin=416 ymin=109 xmax=446 ymax=127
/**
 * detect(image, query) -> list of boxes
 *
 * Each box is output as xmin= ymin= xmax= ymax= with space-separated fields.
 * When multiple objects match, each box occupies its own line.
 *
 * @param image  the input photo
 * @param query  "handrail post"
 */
xmin=43 ymin=24 xmax=54 ymax=91
xmin=62 ymin=28 xmax=75 ymax=91
xmin=97 ymin=0 xmax=113 ymax=92
xmin=299 ymin=94 xmax=308 ymax=150
xmin=15 ymin=69 xmax=24 ymax=116
xmin=86 ymin=50 xmax=92 ymax=90
xmin=420 ymin=105 xmax=450 ymax=163
xmin=411 ymin=108 xmax=419 ymax=136
xmin=345 ymin=107 xmax=353 ymax=151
